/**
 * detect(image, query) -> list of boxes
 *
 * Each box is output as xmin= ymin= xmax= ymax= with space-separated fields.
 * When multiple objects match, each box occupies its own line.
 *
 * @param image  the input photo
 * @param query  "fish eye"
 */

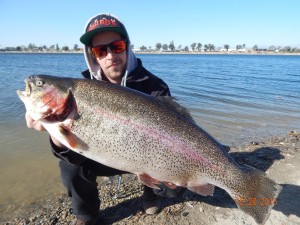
xmin=35 ymin=80 xmax=44 ymax=87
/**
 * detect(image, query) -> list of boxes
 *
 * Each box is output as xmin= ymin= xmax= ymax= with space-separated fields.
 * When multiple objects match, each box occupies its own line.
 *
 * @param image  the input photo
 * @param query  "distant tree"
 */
xmin=224 ymin=44 xmax=230 ymax=51
xmin=184 ymin=46 xmax=189 ymax=51
xmin=242 ymin=44 xmax=246 ymax=49
xmin=268 ymin=45 xmax=276 ymax=51
xmin=191 ymin=43 xmax=196 ymax=51
xmin=74 ymin=44 xmax=79 ymax=51
xmin=236 ymin=45 xmax=243 ymax=50
xmin=16 ymin=46 xmax=21 ymax=51
xmin=140 ymin=45 xmax=147 ymax=51
xmin=56 ymin=44 xmax=60 ymax=51
xmin=49 ymin=45 xmax=55 ymax=50
xmin=169 ymin=41 xmax=175 ymax=51
xmin=283 ymin=46 xmax=291 ymax=52
xmin=162 ymin=44 xmax=168 ymax=51
xmin=148 ymin=46 xmax=152 ymax=50
xmin=196 ymin=43 xmax=202 ymax=51
xmin=28 ymin=43 xmax=36 ymax=50
xmin=252 ymin=45 xmax=258 ymax=51
xmin=209 ymin=44 xmax=215 ymax=51
xmin=204 ymin=44 xmax=214 ymax=51
xmin=130 ymin=44 xmax=134 ymax=50
xmin=42 ymin=45 xmax=47 ymax=50
xmin=204 ymin=44 xmax=209 ymax=51
xmin=62 ymin=46 xmax=69 ymax=51
xmin=177 ymin=45 xmax=182 ymax=51
xmin=155 ymin=43 xmax=162 ymax=51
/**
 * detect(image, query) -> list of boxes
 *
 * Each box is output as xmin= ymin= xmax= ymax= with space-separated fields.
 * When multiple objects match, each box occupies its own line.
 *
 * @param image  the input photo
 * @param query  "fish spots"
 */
xmin=102 ymin=111 xmax=206 ymax=164
xmin=187 ymin=183 xmax=215 ymax=196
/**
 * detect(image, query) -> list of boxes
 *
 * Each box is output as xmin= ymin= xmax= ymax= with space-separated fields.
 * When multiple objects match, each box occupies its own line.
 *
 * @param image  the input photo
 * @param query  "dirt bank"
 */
xmin=3 ymin=131 xmax=300 ymax=225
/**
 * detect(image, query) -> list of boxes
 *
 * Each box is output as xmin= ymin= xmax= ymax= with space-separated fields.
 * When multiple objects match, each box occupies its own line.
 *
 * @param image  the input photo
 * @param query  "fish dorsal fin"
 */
xmin=157 ymin=96 xmax=195 ymax=122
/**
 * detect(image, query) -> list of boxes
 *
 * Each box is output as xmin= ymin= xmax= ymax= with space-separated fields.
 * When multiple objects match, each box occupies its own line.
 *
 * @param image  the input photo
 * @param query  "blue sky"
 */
xmin=1 ymin=0 xmax=299 ymax=49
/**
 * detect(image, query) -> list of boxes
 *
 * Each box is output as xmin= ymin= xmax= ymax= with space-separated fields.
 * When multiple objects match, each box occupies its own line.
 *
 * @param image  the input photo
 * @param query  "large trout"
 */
xmin=17 ymin=75 xmax=281 ymax=224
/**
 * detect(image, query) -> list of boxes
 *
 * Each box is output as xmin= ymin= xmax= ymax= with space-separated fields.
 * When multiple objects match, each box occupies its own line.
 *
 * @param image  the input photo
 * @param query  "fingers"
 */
xmin=25 ymin=112 xmax=66 ymax=148
xmin=25 ymin=112 xmax=34 ymax=128
xmin=25 ymin=112 xmax=46 ymax=131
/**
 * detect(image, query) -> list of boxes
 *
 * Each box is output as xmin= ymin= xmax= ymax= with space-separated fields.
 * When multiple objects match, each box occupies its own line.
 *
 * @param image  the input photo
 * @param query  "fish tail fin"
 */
xmin=232 ymin=166 xmax=282 ymax=224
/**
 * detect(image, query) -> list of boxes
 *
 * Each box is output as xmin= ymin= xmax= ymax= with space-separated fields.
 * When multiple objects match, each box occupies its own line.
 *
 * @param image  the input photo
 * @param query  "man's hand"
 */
xmin=25 ymin=112 xmax=66 ymax=148
xmin=25 ymin=112 xmax=46 ymax=131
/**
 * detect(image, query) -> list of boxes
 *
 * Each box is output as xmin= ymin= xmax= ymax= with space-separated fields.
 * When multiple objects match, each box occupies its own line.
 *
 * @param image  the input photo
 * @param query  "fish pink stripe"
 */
xmin=84 ymin=104 xmax=221 ymax=172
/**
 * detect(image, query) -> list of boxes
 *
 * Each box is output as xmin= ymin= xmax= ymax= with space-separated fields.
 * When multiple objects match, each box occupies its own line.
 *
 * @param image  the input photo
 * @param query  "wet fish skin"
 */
xmin=17 ymin=75 xmax=282 ymax=224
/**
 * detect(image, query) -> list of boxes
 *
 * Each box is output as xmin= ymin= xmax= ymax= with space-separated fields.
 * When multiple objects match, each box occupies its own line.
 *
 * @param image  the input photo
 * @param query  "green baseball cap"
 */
xmin=80 ymin=14 xmax=128 ymax=46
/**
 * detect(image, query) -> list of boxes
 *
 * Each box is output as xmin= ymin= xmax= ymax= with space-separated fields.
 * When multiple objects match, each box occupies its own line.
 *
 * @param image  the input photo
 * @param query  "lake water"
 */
xmin=0 ymin=53 xmax=299 ymax=219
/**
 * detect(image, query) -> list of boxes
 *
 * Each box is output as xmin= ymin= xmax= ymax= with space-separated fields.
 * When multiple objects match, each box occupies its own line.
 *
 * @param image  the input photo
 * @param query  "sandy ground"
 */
xmin=2 ymin=131 xmax=300 ymax=225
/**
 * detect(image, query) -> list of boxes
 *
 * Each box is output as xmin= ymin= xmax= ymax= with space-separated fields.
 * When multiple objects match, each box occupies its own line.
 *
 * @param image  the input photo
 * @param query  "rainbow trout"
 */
xmin=17 ymin=75 xmax=281 ymax=224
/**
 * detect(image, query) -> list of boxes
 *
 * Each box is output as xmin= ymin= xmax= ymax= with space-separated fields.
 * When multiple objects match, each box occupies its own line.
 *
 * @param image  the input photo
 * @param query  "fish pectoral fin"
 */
xmin=58 ymin=126 xmax=88 ymax=151
xmin=187 ymin=183 xmax=215 ymax=196
xmin=137 ymin=173 xmax=162 ymax=190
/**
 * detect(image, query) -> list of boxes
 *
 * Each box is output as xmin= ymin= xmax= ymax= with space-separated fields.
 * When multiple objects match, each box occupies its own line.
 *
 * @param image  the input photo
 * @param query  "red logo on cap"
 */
xmin=88 ymin=18 xmax=117 ymax=31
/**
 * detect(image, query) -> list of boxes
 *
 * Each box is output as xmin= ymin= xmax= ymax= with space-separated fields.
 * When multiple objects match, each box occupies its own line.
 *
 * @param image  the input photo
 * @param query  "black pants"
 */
xmin=59 ymin=159 xmax=184 ymax=221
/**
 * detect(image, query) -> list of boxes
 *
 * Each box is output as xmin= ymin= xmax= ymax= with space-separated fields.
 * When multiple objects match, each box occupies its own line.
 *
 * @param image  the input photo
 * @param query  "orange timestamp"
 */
xmin=237 ymin=197 xmax=278 ymax=207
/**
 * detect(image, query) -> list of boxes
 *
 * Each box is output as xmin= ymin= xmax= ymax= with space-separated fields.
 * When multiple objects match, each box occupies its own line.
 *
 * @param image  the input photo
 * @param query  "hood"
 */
xmin=82 ymin=13 xmax=138 ymax=86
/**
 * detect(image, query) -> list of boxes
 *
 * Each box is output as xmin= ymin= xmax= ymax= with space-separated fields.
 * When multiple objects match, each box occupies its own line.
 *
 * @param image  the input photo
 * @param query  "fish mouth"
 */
xmin=17 ymin=79 xmax=31 ymax=97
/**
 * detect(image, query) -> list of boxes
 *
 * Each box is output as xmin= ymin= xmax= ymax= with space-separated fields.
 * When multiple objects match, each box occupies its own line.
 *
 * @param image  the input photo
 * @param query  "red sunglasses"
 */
xmin=91 ymin=40 xmax=127 ymax=58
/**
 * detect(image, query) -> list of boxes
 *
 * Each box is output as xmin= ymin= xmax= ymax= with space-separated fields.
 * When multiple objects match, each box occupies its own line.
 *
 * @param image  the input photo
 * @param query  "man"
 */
xmin=26 ymin=13 xmax=183 ymax=225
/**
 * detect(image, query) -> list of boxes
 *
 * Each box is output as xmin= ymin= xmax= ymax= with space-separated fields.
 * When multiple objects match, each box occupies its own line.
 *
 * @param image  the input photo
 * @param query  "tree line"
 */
xmin=137 ymin=41 xmax=300 ymax=53
xmin=0 ymin=43 xmax=81 ymax=52
xmin=1 ymin=42 xmax=299 ymax=53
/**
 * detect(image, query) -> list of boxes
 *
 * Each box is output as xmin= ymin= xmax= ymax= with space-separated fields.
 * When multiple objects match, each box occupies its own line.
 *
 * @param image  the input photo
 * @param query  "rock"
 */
xmin=182 ymin=212 xmax=189 ymax=217
xmin=61 ymin=211 xmax=68 ymax=220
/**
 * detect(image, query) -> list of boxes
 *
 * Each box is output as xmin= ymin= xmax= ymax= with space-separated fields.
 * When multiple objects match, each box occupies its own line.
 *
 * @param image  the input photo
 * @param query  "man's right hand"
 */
xmin=25 ymin=112 xmax=46 ymax=131
xmin=25 ymin=112 xmax=66 ymax=149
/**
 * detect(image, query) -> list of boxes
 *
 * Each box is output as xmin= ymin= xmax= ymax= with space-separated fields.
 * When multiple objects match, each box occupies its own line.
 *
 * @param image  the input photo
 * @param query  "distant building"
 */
xmin=220 ymin=48 xmax=236 ymax=52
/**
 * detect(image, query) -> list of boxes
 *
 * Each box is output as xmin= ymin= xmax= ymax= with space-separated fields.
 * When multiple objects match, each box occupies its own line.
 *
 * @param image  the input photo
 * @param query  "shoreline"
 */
xmin=1 ymin=50 xmax=300 ymax=56
xmin=2 ymin=131 xmax=299 ymax=225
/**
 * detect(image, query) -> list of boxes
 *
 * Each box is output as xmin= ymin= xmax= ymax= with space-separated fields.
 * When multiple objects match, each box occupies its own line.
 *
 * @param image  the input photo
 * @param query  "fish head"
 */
xmin=17 ymin=75 xmax=73 ymax=121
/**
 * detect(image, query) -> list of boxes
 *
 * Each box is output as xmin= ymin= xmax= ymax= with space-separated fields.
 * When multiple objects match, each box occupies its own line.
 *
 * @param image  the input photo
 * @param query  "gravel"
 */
xmin=2 ymin=131 xmax=300 ymax=225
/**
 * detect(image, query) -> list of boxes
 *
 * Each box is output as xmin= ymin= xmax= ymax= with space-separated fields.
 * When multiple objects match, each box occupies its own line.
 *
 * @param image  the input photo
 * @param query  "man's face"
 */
xmin=91 ymin=31 xmax=127 ymax=84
